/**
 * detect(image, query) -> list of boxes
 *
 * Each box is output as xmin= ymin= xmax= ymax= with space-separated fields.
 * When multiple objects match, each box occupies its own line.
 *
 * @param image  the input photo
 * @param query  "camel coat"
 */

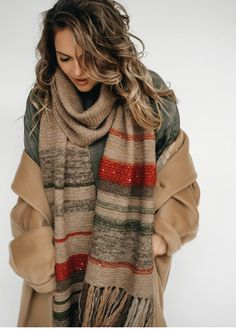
xmin=8 ymin=128 xmax=200 ymax=327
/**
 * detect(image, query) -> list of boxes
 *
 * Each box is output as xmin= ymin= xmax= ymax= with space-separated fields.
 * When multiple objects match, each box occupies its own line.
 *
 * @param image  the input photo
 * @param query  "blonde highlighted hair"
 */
xmin=29 ymin=0 xmax=178 ymax=135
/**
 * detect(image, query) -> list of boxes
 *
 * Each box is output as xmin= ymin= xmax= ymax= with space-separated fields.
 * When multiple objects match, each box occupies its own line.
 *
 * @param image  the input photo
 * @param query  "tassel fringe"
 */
xmin=75 ymin=282 xmax=153 ymax=327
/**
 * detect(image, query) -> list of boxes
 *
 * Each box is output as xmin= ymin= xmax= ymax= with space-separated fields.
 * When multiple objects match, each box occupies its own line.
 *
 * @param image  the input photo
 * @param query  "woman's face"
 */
xmin=54 ymin=27 xmax=98 ymax=92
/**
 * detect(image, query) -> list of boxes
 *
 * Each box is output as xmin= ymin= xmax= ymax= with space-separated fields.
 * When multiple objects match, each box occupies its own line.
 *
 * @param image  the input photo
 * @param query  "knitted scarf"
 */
xmin=39 ymin=66 xmax=157 ymax=327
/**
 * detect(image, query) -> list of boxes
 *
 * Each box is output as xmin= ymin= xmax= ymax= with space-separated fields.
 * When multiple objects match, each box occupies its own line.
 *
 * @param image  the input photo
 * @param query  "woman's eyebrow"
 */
xmin=56 ymin=50 xmax=71 ymax=57
xmin=56 ymin=50 xmax=82 ymax=58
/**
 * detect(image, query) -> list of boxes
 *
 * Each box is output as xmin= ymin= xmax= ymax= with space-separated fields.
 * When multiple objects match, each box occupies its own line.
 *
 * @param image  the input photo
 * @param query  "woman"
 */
xmin=9 ymin=0 xmax=200 ymax=327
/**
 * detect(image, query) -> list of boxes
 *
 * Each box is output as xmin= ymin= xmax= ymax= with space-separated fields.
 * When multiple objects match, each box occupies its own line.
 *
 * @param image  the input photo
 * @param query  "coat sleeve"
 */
xmin=153 ymin=180 xmax=200 ymax=256
xmin=153 ymin=128 xmax=201 ymax=256
xmin=9 ymin=197 xmax=56 ymax=293
xmin=9 ymin=150 xmax=56 ymax=293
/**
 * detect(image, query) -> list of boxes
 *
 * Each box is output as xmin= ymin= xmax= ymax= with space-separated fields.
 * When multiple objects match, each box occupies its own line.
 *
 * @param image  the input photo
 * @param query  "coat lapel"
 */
xmin=154 ymin=129 xmax=197 ymax=211
xmin=11 ymin=150 xmax=53 ymax=227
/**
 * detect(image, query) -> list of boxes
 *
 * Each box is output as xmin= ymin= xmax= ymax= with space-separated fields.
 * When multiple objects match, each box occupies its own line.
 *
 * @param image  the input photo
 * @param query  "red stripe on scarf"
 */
xmin=89 ymin=255 xmax=153 ymax=275
xmin=99 ymin=156 xmax=156 ymax=186
xmin=54 ymin=231 xmax=92 ymax=243
xmin=109 ymin=128 xmax=155 ymax=141
xmin=55 ymin=253 xmax=88 ymax=281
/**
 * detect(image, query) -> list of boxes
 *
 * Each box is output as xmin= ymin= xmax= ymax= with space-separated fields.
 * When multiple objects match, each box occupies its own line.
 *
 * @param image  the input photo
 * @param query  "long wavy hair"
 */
xmin=29 ymin=0 xmax=178 ymax=135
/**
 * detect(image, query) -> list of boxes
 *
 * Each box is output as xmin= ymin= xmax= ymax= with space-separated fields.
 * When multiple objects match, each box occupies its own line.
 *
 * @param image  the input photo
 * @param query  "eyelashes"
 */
xmin=60 ymin=58 xmax=70 ymax=62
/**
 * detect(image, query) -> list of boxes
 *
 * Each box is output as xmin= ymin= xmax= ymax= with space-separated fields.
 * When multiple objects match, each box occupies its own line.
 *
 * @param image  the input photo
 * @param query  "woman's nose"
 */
xmin=72 ymin=59 xmax=82 ymax=78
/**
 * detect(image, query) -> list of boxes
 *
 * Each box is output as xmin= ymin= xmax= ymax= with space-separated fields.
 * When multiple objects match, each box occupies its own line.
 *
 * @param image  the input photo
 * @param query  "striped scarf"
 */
xmin=39 ymin=66 xmax=157 ymax=327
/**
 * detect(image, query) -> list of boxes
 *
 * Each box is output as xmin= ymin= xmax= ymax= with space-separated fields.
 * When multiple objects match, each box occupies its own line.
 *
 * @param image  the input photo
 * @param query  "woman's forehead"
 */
xmin=54 ymin=27 xmax=83 ymax=57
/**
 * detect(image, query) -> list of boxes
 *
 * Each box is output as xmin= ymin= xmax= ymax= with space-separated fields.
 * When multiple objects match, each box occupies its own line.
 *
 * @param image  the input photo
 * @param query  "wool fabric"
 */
xmin=38 ymin=66 xmax=157 ymax=327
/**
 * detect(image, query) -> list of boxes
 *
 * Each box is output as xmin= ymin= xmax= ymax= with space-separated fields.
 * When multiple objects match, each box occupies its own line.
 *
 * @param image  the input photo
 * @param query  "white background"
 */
xmin=1 ymin=0 xmax=236 ymax=327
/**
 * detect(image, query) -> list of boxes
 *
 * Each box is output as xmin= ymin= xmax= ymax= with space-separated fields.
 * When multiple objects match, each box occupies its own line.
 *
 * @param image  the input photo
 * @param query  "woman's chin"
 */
xmin=73 ymin=79 xmax=98 ymax=92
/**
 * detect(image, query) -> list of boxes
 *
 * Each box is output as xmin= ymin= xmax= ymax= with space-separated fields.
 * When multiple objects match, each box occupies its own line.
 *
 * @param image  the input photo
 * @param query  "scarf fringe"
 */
xmin=74 ymin=282 xmax=153 ymax=327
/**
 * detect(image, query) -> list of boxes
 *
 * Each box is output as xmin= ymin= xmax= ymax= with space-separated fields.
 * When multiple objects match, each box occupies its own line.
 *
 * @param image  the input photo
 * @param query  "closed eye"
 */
xmin=60 ymin=58 xmax=70 ymax=62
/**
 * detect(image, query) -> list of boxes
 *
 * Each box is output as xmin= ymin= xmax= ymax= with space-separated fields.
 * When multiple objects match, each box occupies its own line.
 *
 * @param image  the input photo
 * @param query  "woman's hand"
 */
xmin=152 ymin=233 xmax=167 ymax=257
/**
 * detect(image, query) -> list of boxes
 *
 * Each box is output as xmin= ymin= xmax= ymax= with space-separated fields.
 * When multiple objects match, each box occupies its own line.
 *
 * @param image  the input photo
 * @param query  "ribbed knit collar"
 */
xmin=50 ymin=66 xmax=118 ymax=146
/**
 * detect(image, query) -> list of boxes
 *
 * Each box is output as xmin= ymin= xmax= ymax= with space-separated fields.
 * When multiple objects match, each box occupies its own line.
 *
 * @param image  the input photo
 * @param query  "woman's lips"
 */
xmin=75 ymin=78 xmax=88 ymax=85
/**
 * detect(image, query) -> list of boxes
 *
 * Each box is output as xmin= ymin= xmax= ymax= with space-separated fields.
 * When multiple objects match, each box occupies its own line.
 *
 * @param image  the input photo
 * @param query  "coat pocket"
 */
xmin=9 ymin=226 xmax=56 ymax=293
